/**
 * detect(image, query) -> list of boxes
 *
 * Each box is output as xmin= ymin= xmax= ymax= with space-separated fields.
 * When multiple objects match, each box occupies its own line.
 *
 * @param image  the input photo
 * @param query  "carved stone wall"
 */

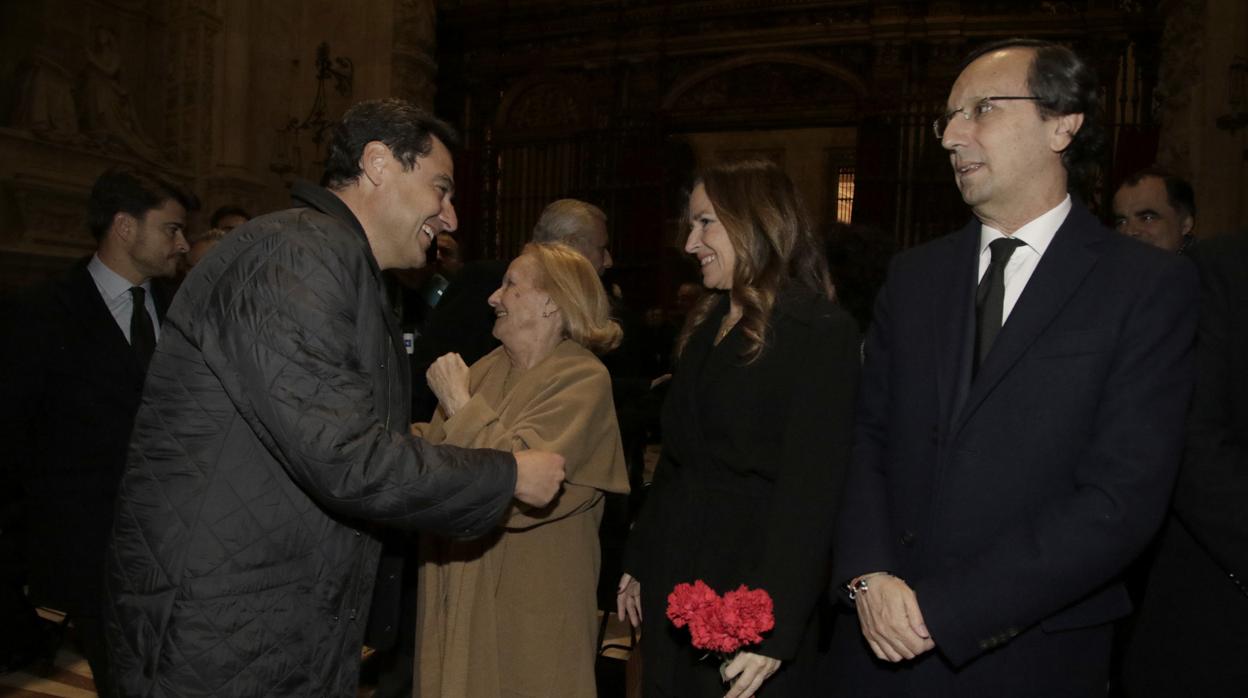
xmin=1157 ymin=0 xmax=1248 ymax=236
xmin=0 ymin=0 xmax=439 ymax=294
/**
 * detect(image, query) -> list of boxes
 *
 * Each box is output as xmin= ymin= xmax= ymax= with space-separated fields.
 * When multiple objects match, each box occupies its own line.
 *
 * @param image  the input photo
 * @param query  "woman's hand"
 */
xmin=616 ymin=573 xmax=642 ymax=627
xmin=427 ymin=353 xmax=471 ymax=417
xmin=721 ymin=651 xmax=781 ymax=698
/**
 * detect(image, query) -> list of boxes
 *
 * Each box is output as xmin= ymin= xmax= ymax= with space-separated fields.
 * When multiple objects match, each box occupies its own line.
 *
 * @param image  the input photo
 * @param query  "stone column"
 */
xmin=392 ymin=0 xmax=439 ymax=109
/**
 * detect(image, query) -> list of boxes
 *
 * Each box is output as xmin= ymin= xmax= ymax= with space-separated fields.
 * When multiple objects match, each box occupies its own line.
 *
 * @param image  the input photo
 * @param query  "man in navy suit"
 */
xmin=831 ymin=39 xmax=1198 ymax=696
xmin=0 ymin=168 xmax=196 ymax=694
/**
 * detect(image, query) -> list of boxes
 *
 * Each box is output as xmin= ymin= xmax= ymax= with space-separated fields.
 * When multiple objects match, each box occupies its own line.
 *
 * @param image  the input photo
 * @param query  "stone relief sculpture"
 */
xmin=11 ymin=49 xmax=82 ymax=143
xmin=78 ymin=26 xmax=166 ymax=164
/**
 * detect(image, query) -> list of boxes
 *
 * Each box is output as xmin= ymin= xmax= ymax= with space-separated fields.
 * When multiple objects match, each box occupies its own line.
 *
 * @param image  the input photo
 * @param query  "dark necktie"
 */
xmin=129 ymin=286 xmax=156 ymax=371
xmin=974 ymin=237 xmax=1025 ymax=374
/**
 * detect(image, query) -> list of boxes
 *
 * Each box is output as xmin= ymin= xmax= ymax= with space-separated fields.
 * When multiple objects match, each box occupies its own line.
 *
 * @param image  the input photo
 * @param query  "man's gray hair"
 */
xmin=531 ymin=199 xmax=606 ymax=245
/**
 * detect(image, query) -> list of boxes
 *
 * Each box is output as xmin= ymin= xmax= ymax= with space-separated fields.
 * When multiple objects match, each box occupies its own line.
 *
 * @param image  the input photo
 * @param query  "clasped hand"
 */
xmin=853 ymin=573 xmax=935 ymax=662
xmin=616 ymin=574 xmax=779 ymax=698
xmin=427 ymin=353 xmax=471 ymax=416
xmin=721 ymin=651 xmax=781 ymax=698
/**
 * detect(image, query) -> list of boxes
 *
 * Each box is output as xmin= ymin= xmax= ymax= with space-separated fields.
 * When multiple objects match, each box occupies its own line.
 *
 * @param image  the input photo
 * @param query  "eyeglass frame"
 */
xmin=932 ymin=96 xmax=1044 ymax=139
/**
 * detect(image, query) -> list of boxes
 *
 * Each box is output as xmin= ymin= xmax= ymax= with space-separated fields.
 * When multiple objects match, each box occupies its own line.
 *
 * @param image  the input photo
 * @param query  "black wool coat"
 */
xmin=624 ymin=287 xmax=861 ymax=697
xmin=1123 ymin=230 xmax=1248 ymax=697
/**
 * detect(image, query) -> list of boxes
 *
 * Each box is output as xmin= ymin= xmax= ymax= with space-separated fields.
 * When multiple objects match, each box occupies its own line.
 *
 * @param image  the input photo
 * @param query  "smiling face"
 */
xmin=488 ymin=254 xmax=561 ymax=348
xmin=1112 ymin=176 xmax=1192 ymax=252
xmin=369 ymin=136 xmax=458 ymax=270
xmin=942 ymin=48 xmax=1078 ymax=229
xmin=684 ymin=183 xmax=736 ymax=291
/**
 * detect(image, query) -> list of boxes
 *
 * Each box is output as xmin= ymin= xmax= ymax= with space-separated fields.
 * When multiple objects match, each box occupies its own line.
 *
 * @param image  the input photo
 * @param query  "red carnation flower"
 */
xmin=666 ymin=580 xmax=719 ymax=628
xmin=666 ymin=580 xmax=775 ymax=655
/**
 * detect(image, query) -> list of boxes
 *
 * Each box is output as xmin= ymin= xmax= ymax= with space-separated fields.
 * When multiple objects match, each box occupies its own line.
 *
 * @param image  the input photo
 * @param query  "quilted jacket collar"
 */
xmin=291 ymin=178 xmax=368 ymax=239
xmin=291 ymin=180 xmax=387 ymax=285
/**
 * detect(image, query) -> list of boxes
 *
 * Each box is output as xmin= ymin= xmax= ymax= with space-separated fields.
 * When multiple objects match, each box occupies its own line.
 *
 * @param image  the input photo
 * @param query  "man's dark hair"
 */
xmin=1121 ymin=166 xmax=1197 ymax=219
xmin=86 ymin=168 xmax=200 ymax=242
xmin=960 ymin=38 xmax=1107 ymax=193
xmin=209 ymin=205 xmax=252 ymax=228
xmin=321 ymin=99 xmax=459 ymax=190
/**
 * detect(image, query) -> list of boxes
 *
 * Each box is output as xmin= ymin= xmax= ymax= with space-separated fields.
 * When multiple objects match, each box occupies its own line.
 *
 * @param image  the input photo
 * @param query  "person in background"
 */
xmin=618 ymin=159 xmax=861 ymax=697
xmin=209 ymin=204 xmax=251 ymax=232
xmin=0 ymin=167 xmax=196 ymax=695
xmin=184 ymin=226 xmax=226 ymax=268
xmin=1122 ymin=229 xmax=1248 ymax=697
xmin=1111 ymin=167 xmax=1196 ymax=254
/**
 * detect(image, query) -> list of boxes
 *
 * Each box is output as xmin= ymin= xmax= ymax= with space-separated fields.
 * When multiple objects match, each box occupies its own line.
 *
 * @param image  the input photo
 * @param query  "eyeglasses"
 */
xmin=932 ymin=96 xmax=1043 ymax=139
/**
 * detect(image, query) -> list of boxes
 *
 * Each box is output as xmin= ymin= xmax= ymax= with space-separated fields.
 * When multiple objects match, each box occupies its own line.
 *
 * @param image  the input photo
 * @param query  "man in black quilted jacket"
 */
xmin=101 ymin=99 xmax=565 ymax=698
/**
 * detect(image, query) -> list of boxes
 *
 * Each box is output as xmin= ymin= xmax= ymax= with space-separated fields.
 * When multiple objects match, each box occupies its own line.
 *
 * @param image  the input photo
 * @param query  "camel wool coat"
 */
xmin=412 ymin=339 xmax=629 ymax=697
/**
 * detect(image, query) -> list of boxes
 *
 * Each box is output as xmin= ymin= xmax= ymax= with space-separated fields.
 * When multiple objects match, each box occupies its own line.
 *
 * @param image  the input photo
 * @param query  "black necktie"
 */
xmin=974 ymin=237 xmax=1024 ymax=374
xmin=129 ymin=286 xmax=156 ymax=371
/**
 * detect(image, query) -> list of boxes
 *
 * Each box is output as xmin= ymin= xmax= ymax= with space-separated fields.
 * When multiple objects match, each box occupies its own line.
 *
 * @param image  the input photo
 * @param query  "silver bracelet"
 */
xmin=846 ymin=571 xmax=895 ymax=602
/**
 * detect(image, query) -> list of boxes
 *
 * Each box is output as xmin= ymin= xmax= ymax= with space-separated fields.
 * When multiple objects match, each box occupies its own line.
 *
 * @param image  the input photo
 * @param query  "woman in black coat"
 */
xmin=618 ymin=159 xmax=860 ymax=697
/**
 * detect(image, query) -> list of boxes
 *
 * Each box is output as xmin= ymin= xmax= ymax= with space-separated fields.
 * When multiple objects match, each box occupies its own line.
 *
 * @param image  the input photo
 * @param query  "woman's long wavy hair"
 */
xmin=674 ymin=159 xmax=834 ymax=364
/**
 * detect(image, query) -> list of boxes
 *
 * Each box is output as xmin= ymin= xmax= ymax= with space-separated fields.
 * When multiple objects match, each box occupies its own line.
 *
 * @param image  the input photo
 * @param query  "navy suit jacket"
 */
xmin=834 ymin=203 xmax=1198 ymax=668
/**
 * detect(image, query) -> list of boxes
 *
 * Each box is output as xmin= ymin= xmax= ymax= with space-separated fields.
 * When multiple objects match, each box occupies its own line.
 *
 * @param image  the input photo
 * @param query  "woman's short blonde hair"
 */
xmin=523 ymin=242 xmax=622 ymax=354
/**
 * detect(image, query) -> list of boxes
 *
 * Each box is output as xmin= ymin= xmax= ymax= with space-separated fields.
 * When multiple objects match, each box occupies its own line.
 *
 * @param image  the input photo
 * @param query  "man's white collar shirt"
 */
xmin=87 ymin=254 xmax=160 ymax=343
xmin=977 ymin=195 xmax=1072 ymax=323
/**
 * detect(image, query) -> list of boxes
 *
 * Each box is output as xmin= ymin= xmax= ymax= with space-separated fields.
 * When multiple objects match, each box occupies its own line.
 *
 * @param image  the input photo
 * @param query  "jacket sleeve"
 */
xmin=621 ymin=444 xmax=677 ymax=583
xmin=833 ymin=265 xmax=902 ymax=586
xmin=754 ymin=309 xmax=861 ymax=660
xmin=199 ymin=229 xmax=516 ymax=539
xmin=437 ymin=355 xmax=624 ymax=531
xmin=1172 ymin=242 xmax=1248 ymax=578
xmin=914 ymin=256 xmax=1199 ymax=666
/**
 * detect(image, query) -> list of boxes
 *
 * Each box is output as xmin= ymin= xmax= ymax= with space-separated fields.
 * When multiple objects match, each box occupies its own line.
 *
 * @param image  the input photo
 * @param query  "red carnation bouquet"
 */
xmin=666 ymin=580 xmax=775 ymax=659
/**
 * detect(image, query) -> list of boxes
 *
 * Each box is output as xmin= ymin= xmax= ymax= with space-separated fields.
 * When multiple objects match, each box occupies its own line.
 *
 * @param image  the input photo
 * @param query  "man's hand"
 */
xmin=853 ymin=572 xmax=935 ymax=662
xmin=721 ymin=651 xmax=781 ymax=698
xmin=426 ymin=353 xmax=471 ymax=417
xmin=512 ymin=450 xmax=565 ymax=507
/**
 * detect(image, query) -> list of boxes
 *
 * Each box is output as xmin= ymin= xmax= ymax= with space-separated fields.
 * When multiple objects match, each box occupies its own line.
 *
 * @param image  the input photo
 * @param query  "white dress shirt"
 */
xmin=977 ymin=195 xmax=1072 ymax=323
xmin=87 ymin=254 xmax=160 ymax=343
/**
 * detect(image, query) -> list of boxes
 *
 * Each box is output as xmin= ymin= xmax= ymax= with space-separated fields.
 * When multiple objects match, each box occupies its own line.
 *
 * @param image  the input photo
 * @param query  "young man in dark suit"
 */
xmin=831 ymin=39 xmax=1198 ymax=696
xmin=0 ymin=168 xmax=196 ymax=693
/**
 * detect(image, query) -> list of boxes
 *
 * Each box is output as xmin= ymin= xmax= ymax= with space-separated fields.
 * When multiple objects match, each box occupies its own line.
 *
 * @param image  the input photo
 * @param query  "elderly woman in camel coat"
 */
xmin=411 ymin=242 xmax=629 ymax=697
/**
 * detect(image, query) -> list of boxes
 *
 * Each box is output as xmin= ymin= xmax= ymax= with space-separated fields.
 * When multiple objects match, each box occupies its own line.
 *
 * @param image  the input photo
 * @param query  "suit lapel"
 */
xmin=934 ymin=221 xmax=981 ymax=431
xmin=58 ymin=259 xmax=143 ymax=380
xmin=953 ymin=205 xmax=1104 ymax=434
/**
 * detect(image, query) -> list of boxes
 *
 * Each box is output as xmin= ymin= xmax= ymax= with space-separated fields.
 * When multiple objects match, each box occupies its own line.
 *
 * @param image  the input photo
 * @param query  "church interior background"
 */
xmin=1 ymin=1 xmax=1246 ymax=696
xmin=2 ymin=0 xmax=1246 ymax=309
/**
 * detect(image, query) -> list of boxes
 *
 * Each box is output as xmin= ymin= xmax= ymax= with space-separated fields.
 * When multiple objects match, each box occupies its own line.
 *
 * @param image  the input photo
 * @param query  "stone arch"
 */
xmin=495 ymin=74 xmax=591 ymax=132
xmin=661 ymin=52 xmax=867 ymax=113
xmin=663 ymin=54 xmax=868 ymax=127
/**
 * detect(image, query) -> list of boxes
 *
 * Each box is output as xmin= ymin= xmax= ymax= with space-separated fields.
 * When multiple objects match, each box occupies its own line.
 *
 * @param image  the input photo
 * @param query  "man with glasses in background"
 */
xmin=832 ymin=39 xmax=1197 ymax=696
